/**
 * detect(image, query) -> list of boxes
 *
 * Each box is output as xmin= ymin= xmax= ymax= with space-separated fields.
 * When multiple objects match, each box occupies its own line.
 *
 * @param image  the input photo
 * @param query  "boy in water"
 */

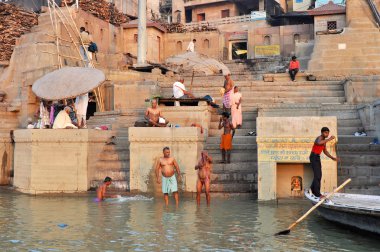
xmin=155 ymin=147 xmax=182 ymax=206
xmin=218 ymin=112 xmax=235 ymax=163
xmin=309 ymin=127 xmax=339 ymax=200
xmin=96 ymin=177 xmax=118 ymax=201
xmin=195 ymin=151 xmax=213 ymax=206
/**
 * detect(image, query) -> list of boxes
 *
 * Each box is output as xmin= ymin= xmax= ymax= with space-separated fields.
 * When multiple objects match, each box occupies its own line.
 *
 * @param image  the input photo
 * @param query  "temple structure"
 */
xmin=0 ymin=0 xmax=379 ymax=199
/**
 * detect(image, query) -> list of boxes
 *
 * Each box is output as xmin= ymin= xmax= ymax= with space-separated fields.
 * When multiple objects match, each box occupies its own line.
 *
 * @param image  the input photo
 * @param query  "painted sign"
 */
xmin=255 ymin=45 xmax=280 ymax=57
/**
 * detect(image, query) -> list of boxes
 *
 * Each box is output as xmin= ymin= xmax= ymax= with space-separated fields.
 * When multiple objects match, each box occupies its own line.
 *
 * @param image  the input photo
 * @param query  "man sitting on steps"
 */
xmin=173 ymin=78 xmax=195 ymax=99
xmin=288 ymin=56 xmax=300 ymax=82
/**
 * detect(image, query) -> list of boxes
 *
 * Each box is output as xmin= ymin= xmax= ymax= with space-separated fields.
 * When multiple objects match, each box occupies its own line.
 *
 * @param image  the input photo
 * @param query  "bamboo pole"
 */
xmin=49 ymin=0 xmax=86 ymax=67
xmin=40 ymin=51 xmax=83 ymax=61
xmin=60 ymin=1 xmax=105 ymax=112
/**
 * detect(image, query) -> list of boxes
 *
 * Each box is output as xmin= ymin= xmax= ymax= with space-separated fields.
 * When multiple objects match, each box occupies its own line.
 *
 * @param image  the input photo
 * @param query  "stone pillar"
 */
xmin=137 ymin=0 xmax=148 ymax=66
xmin=256 ymin=117 xmax=338 ymax=201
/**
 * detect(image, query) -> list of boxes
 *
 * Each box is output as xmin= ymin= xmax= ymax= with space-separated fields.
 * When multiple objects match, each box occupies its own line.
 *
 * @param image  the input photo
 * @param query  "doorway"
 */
xmin=230 ymin=41 xmax=247 ymax=60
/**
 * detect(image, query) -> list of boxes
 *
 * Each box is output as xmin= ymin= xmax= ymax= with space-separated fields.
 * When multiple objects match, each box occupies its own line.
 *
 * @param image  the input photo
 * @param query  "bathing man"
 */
xmin=96 ymin=177 xmax=118 ymax=201
xmin=155 ymin=147 xmax=182 ymax=206
xmin=195 ymin=151 xmax=213 ymax=206
xmin=218 ymin=112 xmax=235 ymax=163
xmin=309 ymin=127 xmax=338 ymax=200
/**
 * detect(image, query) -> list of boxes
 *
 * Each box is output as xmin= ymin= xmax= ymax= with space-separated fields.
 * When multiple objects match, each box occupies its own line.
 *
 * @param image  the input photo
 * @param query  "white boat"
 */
xmin=305 ymin=191 xmax=380 ymax=235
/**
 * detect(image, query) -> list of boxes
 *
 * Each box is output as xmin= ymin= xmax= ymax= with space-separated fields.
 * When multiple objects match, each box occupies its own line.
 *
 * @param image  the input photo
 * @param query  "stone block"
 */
xmin=128 ymin=127 xmax=205 ymax=193
xmin=13 ymin=129 xmax=109 ymax=194
xmin=160 ymin=104 xmax=212 ymax=136
xmin=257 ymin=117 xmax=337 ymax=200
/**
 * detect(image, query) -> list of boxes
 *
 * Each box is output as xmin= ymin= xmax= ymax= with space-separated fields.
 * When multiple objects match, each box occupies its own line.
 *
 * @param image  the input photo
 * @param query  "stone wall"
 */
xmin=128 ymin=127 xmax=205 ymax=193
xmin=0 ymin=131 xmax=13 ymax=185
xmin=256 ymin=117 xmax=338 ymax=200
xmin=357 ymin=100 xmax=380 ymax=137
xmin=13 ymin=129 xmax=109 ymax=194
xmin=344 ymin=77 xmax=380 ymax=104
xmin=160 ymin=102 xmax=212 ymax=136
xmin=191 ymin=2 xmax=239 ymax=22
xmin=164 ymin=31 xmax=222 ymax=59
xmin=314 ymin=15 xmax=346 ymax=33
xmin=123 ymin=26 xmax=165 ymax=63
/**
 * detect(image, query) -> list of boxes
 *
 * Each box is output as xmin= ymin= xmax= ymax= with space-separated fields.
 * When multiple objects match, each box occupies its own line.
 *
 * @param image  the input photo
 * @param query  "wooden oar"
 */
xmin=275 ymin=178 xmax=351 ymax=236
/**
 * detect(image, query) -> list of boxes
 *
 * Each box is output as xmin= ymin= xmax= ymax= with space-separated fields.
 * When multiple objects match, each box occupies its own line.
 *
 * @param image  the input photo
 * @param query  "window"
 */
xmin=197 ymin=13 xmax=205 ymax=22
xmin=203 ymin=39 xmax=210 ymax=48
xmin=264 ymin=35 xmax=271 ymax=45
xmin=134 ymin=34 xmax=138 ymax=42
xmin=327 ymin=21 xmax=337 ymax=30
xmin=221 ymin=9 xmax=230 ymax=18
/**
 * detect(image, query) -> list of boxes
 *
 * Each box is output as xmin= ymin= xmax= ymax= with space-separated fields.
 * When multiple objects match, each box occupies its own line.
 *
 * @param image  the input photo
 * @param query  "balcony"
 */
xmin=184 ymin=14 xmax=253 ymax=29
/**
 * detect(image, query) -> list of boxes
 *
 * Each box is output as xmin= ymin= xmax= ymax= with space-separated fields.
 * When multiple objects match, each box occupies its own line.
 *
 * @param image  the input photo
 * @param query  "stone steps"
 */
xmin=92 ymin=169 xmax=129 ymax=181
xmin=208 ymin=128 xmax=255 ymax=137
xmin=90 ymin=180 xmax=129 ymax=191
xmin=95 ymin=160 xmax=129 ymax=170
xmin=212 ymin=162 xmax=257 ymax=172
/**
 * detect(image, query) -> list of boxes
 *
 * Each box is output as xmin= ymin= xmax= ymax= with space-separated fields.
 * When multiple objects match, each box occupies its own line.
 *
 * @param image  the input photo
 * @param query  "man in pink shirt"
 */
xmin=289 ymin=56 xmax=300 ymax=82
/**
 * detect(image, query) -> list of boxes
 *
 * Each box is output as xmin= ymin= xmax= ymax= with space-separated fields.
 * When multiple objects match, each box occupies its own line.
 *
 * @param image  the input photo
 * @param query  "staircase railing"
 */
xmin=367 ymin=0 xmax=380 ymax=27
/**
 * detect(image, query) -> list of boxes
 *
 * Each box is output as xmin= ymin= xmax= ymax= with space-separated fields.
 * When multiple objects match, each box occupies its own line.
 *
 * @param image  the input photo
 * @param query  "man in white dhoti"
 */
xmin=53 ymin=107 xmax=78 ymax=129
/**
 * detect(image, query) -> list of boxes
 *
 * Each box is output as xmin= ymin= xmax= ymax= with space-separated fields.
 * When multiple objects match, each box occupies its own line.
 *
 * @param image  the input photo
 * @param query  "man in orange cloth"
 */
xmin=218 ymin=112 xmax=235 ymax=163
xmin=289 ymin=56 xmax=300 ymax=82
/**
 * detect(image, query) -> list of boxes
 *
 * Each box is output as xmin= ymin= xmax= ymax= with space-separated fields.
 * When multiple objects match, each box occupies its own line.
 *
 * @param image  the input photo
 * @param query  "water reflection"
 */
xmin=0 ymin=189 xmax=380 ymax=251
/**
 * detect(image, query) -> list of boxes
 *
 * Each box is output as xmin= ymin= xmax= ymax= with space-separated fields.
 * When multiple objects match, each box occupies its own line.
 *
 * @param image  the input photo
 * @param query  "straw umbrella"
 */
xmin=32 ymin=67 xmax=106 ymax=111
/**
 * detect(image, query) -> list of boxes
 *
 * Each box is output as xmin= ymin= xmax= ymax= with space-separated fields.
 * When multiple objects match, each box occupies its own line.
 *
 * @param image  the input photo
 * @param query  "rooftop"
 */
xmin=308 ymin=1 xmax=346 ymax=16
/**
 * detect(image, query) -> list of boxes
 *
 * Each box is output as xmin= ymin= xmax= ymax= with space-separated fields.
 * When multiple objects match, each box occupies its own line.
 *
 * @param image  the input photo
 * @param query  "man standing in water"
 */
xmin=218 ymin=112 xmax=235 ymax=163
xmin=309 ymin=127 xmax=338 ymax=200
xmin=195 ymin=151 xmax=213 ymax=206
xmin=155 ymin=147 xmax=182 ymax=206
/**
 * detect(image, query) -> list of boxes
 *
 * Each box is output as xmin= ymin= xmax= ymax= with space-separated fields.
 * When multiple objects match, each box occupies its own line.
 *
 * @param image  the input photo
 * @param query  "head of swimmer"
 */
xmin=104 ymin=176 xmax=112 ymax=186
xmin=163 ymin=146 xmax=170 ymax=158
xmin=321 ymin=127 xmax=330 ymax=139
xmin=151 ymin=99 xmax=158 ymax=109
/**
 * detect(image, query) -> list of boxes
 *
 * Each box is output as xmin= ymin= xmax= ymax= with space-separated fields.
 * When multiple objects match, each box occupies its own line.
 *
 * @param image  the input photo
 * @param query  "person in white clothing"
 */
xmin=75 ymin=93 xmax=89 ymax=128
xmin=186 ymin=39 xmax=196 ymax=52
xmin=173 ymin=78 xmax=194 ymax=99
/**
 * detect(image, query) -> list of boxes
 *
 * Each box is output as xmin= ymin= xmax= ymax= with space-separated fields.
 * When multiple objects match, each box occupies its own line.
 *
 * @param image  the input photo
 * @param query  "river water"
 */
xmin=0 ymin=189 xmax=379 ymax=252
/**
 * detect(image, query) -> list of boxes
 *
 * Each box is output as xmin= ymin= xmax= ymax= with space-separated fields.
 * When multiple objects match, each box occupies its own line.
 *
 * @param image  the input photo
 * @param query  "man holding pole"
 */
xmin=309 ymin=127 xmax=339 ymax=200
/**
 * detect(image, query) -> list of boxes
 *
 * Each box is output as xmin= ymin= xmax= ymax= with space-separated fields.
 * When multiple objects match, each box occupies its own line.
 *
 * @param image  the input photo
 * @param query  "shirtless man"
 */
xmin=96 ymin=177 xmax=118 ymax=201
xmin=195 ymin=151 xmax=213 ymax=206
xmin=218 ymin=112 xmax=235 ymax=163
xmin=155 ymin=147 xmax=182 ymax=206
xmin=223 ymin=74 xmax=234 ymax=114
xmin=144 ymin=99 xmax=168 ymax=127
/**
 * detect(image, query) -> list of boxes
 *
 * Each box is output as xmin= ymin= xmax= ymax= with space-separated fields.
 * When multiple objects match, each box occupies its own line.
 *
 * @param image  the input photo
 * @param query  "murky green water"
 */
xmin=0 ymin=188 xmax=379 ymax=252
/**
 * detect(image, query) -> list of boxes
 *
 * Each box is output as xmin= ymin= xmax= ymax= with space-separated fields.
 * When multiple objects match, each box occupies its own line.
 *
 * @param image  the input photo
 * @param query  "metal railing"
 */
xmin=184 ymin=14 xmax=252 ymax=30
